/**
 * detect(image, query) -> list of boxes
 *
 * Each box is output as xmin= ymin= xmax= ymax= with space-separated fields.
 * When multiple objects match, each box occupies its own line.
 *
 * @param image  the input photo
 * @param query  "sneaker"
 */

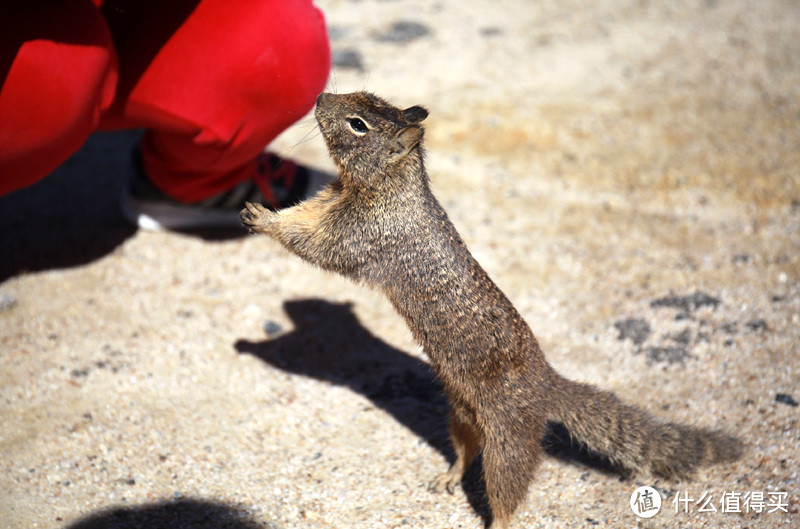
xmin=121 ymin=150 xmax=324 ymax=231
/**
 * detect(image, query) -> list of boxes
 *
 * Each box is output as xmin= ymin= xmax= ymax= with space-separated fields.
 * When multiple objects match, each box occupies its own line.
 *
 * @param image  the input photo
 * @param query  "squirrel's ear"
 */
xmin=389 ymin=126 xmax=424 ymax=160
xmin=402 ymin=105 xmax=428 ymax=124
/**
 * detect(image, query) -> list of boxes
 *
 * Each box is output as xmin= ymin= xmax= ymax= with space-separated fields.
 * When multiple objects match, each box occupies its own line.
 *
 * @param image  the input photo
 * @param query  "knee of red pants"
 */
xmin=100 ymin=0 xmax=331 ymax=202
xmin=0 ymin=0 xmax=117 ymax=196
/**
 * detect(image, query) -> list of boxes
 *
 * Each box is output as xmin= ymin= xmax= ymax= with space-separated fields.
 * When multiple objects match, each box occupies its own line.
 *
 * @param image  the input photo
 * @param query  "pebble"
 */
xmin=775 ymin=394 xmax=799 ymax=407
xmin=745 ymin=319 xmax=768 ymax=332
xmin=0 ymin=292 xmax=17 ymax=311
xmin=264 ymin=320 xmax=283 ymax=337
xmin=650 ymin=292 xmax=720 ymax=312
xmin=375 ymin=21 xmax=431 ymax=43
xmin=644 ymin=346 xmax=692 ymax=365
xmin=333 ymin=49 xmax=364 ymax=71
xmin=614 ymin=318 xmax=651 ymax=345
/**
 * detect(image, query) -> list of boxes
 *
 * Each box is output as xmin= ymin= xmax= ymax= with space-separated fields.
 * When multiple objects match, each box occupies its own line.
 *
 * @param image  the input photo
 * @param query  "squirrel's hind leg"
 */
xmin=429 ymin=406 xmax=481 ymax=494
xmin=482 ymin=416 xmax=546 ymax=529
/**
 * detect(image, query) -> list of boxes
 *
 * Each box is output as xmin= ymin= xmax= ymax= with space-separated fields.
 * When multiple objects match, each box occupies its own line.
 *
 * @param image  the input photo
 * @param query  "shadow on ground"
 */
xmin=63 ymin=498 xmax=267 ymax=529
xmin=0 ymin=130 xmax=140 ymax=282
xmin=236 ymin=299 xmax=625 ymax=526
xmin=235 ymin=299 xmax=453 ymax=455
xmin=0 ymin=129 xmax=249 ymax=283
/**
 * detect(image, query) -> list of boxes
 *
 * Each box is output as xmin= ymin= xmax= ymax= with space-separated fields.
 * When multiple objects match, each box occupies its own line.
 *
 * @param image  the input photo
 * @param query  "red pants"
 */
xmin=0 ymin=0 xmax=330 ymax=201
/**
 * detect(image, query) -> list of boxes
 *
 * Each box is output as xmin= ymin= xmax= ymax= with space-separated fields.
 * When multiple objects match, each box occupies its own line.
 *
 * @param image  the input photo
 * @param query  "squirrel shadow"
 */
xmin=236 ymin=299 xmax=625 ymax=525
xmin=234 ymin=299 xmax=452 ymax=453
xmin=63 ymin=498 xmax=264 ymax=529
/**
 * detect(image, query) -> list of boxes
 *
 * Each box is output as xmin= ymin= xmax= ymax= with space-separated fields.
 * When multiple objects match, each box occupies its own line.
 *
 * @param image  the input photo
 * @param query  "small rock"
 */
xmin=667 ymin=329 xmax=692 ymax=345
xmin=264 ymin=320 xmax=283 ymax=337
xmin=722 ymin=321 xmax=738 ymax=334
xmin=327 ymin=25 xmax=349 ymax=41
xmin=375 ymin=21 xmax=431 ymax=43
xmin=650 ymin=292 xmax=720 ymax=313
xmin=0 ymin=292 xmax=17 ymax=311
xmin=480 ymin=27 xmax=503 ymax=38
xmin=332 ymin=49 xmax=364 ymax=71
xmin=645 ymin=346 xmax=692 ymax=365
xmin=745 ymin=319 xmax=768 ymax=333
xmin=775 ymin=394 xmax=799 ymax=407
xmin=614 ymin=318 xmax=651 ymax=345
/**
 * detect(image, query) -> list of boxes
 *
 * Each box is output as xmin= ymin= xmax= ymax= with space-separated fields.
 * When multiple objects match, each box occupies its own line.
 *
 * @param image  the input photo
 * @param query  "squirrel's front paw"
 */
xmin=240 ymin=201 xmax=274 ymax=232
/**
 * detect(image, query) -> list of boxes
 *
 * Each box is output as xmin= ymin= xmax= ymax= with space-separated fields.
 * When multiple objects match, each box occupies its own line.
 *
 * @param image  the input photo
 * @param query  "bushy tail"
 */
xmin=546 ymin=372 xmax=742 ymax=478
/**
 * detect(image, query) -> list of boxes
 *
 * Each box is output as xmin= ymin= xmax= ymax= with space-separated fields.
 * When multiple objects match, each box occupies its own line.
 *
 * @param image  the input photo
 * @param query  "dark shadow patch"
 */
xmin=171 ymin=226 xmax=250 ymax=241
xmin=0 ymin=130 xmax=140 ymax=283
xmin=543 ymin=421 xmax=628 ymax=477
xmin=99 ymin=0 xmax=199 ymax=112
xmin=235 ymin=299 xmax=451 ymax=456
xmin=64 ymin=498 xmax=270 ymax=529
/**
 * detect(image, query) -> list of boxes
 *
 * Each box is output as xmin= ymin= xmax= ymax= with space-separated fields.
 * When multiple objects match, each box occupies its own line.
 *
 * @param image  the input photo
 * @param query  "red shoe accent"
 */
xmin=253 ymin=153 xmax=300 ymax=210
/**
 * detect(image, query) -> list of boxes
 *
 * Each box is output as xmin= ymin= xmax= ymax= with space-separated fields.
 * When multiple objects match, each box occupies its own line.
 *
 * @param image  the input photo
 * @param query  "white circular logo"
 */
xmin=630 ymin=486 xmax=662 ymax=518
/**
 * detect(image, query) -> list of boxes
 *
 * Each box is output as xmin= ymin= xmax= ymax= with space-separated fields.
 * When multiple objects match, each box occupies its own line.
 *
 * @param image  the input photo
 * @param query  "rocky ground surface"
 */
xmin=1 ymin=0 xmax=798 ymax=528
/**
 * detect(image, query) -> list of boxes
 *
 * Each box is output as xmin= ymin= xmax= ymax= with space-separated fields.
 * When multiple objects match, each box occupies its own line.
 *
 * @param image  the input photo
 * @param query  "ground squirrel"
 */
xmin=240 ymin=91 xmax=742 ymax=528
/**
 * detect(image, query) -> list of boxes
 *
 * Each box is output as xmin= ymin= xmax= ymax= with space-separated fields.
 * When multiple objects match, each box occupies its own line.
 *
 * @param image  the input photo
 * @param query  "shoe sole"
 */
xmin=120 ymin=192 xmax=244 ymax=231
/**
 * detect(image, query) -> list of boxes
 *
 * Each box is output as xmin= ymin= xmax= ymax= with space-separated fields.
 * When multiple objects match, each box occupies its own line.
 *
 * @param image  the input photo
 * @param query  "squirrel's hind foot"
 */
xmin=428 ymin=466 xmax=462 ymax=495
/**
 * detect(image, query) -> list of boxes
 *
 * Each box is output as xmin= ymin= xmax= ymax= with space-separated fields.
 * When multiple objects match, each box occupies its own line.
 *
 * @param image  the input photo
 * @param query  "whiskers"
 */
xmin=279 ymin=62 xmax=375 ymax=158
xmin=326 ymin=64 xmax=340 ymax=95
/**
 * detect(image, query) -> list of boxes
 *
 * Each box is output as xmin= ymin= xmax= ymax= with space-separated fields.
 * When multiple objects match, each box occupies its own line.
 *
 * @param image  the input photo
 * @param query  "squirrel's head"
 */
xmin=315 ymin=92 xmax=428 ymax=185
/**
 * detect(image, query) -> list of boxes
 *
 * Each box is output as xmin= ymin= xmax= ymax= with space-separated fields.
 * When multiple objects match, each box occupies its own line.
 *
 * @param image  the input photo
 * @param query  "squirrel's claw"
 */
xmin=240 ymin=201 xmax=271 ymax=231
xmin=428 ymin=471 xmax=459 ymax=495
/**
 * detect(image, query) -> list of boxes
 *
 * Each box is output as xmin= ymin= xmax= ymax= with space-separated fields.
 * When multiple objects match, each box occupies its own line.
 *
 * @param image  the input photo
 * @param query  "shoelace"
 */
xmin=253 ymin=153 xmax=299 ymax=210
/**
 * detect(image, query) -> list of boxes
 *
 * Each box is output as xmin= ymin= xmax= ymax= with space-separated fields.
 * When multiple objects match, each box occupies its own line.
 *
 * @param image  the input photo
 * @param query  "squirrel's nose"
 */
xmin=316 ymin=92 xmax=331 ymax=106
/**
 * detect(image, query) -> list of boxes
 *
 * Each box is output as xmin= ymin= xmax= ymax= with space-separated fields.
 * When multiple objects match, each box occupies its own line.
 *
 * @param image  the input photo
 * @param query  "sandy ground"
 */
xmin=1 ymin=1 xmax=799 ymax=528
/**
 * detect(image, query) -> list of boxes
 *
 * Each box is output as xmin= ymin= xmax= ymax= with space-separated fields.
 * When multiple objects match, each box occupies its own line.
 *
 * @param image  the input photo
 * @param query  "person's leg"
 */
xmin=99 ymin=0 xmax=331 ymax=203
xmin=0 ymin=0 xmax=117 ymax=196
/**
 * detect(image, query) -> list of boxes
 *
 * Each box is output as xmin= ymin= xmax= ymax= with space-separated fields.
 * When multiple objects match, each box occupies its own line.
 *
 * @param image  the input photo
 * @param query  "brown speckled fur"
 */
xmin=241 ymin=92 xmax=741 ymax=528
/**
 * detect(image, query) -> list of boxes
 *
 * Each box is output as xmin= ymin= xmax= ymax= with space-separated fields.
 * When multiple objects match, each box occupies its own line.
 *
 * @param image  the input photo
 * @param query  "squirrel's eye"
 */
xmin=346 ymin=117 xmax=369 ymax=134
